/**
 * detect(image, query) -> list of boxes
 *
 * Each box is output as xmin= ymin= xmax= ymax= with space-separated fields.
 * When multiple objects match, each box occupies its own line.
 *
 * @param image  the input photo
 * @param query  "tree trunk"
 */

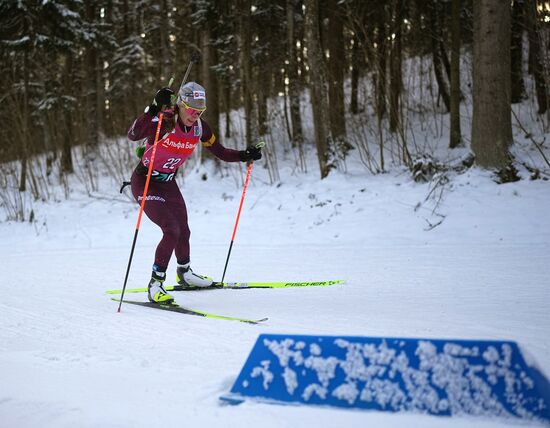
xmin=122 ymin=0 xmax=130 ymax=40
xmin=159 ymin=0 xmax=170 ymax=82
xmin=96 ymin=48 xmax=105 ymax=138
xmin=286 ymin=0 xmax=304 ymax=148
xmin=19 ymin=48 xmax=30 ymax=192
xmin=305 ymin=0 xmax=332 ymax=178
xmin=389 ymin=0 xmax=403 ymax=133
xmin=61 ymin=54 xmax=74 ymax=175
xmin=350 ymin=33 xmax=360 ymax=115
xmin=430 ymin=0 xmax=451 ymax=112
xmin=224 ymin=80 xmax=231 ymax=138
xmin=327 ymin=0 xmax=346 ymax=144
xmin=173 ymin=3 xmax=192 ymax=92
xmin=511 ymin=0 xmax=525 ymax=103
xmin=257 ymin=62 xmax=269 ymax=137
xmin=440 ymin=41 xmax=452 ymax=87
xmin=238 ymin=0 xmax=254 ymax=148
xmin=85 ymin=2 xmax=99 ymax=147
xmin=449 ymin=0 xmax=462 ymax=148
xmin=375 ymin=3 xmax=387 ymax=119
xmin=208 ymin=47 xmax=220 ymax=147
xmin=201 ymin=28 xmax=221 ymax=148
xmin=526 ymin=0 xmax=547 ymax=114
xmin=471 ymin=0 xmax=512 ymax=169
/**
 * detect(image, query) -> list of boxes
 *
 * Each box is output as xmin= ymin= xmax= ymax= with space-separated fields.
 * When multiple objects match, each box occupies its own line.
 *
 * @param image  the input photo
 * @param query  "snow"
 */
xmin=1 ymin=50 xmax=550 ymax=426
xmin=1 ymin=148 xmax=549 ymax=427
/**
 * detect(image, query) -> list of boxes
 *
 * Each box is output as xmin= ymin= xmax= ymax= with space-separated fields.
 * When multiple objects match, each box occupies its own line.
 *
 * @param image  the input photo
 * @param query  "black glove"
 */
xmin=147 ymin=87 xmax=174 ymax=116
xmin=239 ymin=146 xmax=262 ymax=162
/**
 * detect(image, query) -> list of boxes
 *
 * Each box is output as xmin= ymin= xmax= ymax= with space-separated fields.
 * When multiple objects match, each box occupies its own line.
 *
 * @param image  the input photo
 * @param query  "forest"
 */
xmin=0 ymin=0 xmax=549 ymax=203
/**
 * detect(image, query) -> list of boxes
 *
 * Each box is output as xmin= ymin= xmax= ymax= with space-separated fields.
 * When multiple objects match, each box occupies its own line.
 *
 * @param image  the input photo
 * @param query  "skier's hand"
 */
xmin=239 ymin=145 xmax=262 ymax=162
xmin=147 ymin=87 xmax=174 ymax=116
xmin=154 ymin=87 xmax=174 ymax=107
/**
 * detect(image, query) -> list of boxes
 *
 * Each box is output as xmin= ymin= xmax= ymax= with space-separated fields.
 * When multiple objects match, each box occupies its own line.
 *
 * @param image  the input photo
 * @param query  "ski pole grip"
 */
xmin=191 ymin=51 xmax=201 ymax=64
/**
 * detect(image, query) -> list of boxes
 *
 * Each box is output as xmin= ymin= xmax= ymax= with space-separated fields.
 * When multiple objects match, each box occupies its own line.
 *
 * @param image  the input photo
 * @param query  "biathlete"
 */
xmin=127 ymin=81 xmax=262 ymax=304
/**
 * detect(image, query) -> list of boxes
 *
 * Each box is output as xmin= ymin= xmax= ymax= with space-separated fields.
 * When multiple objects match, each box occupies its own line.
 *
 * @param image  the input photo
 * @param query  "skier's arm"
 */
xmin=202 ymin=121 xmax=242 ymax=162
xmin=128 ymin=87 xmax=175 ymax=141
xmin=127 ymin=113 xmax=161 ymax=141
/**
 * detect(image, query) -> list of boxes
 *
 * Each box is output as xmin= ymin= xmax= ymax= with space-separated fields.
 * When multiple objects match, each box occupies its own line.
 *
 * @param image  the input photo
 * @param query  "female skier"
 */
xmin=127 ymin=82 xmax=261 ymax=303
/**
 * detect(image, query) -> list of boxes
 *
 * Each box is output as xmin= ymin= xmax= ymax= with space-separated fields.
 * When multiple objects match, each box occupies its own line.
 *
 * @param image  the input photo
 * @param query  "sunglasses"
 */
xmin=180 ymin=100 xmax=206 ymax=116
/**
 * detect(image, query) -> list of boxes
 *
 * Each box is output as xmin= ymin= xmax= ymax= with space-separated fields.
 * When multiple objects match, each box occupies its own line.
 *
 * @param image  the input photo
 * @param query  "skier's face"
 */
xmin=179 ymin=101 xmax=206 ymax=126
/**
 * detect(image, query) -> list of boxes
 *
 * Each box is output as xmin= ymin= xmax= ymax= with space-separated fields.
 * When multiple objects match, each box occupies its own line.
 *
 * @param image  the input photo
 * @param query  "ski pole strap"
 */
xmin=120 ymin=181 xmax=131 ymax=193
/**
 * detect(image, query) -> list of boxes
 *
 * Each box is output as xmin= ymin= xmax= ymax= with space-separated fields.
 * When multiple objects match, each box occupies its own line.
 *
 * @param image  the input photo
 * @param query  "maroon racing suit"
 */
xmin=127 ymin=110 xmax=241 ymax=272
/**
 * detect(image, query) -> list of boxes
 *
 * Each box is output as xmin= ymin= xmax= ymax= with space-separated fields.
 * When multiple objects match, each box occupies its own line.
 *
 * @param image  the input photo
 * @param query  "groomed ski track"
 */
xmin=2 ymin=168 xmax=549 ymax=428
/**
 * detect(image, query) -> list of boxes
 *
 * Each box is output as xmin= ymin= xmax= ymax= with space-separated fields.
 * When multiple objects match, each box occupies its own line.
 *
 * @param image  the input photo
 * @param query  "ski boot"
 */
xmin=147 ymin=271 xmax=174 ymax=304
xmin=176 ymin=263 xmax=214 ymax=288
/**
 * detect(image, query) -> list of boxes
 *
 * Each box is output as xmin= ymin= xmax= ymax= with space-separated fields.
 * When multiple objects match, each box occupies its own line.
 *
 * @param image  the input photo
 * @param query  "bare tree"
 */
xmin=61 ymin=54 xmax=75 ymax=175
xmin=471 ymin=0 xmax=512 ymax=169
xmin=429 ymin=0 xmax=451 ymax=112
xmin=375 ymin=3 xmax=388 ymax=120
xmin=350 ymin=32 xmax=361 ymax=115
xmin=511 ymin=0 xmax=525 ymax=103
xmin=526 ymin=0 xmax=547 ymax=114
xmin=305 ymin=0 xmax=332 ymax=178
xmin=449 ymin=0 xmax=462 ymax=148
xmin=286 ymin=0 xmax=304 ymax=158
xmin=326 ymin=0 xmax=347 ymax=146
xmin=201 ymin=27 xmax=221 ymax=147
xmin=238 ymin=0 xmax=256 ymax=148
xmin=19 ymin=46 xmax=30 ymax=192
xmin=389 ymin=0 xmax=403 ymax=134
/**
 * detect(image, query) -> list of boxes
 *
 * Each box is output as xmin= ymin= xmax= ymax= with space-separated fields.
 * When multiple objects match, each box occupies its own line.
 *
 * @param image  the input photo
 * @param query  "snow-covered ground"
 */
xmin=1 ymin=145 xmax=549 ymax=427
xmin=2 ymin=49 xmax=550 ymax=426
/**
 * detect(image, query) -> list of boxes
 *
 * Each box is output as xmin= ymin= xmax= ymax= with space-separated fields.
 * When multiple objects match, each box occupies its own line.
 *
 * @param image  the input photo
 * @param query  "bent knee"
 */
xmin=161 ymin=224 xmax=181 ymax=239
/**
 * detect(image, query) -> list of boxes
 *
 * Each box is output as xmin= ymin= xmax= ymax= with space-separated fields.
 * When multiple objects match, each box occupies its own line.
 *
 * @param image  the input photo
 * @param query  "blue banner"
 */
xmin=221 ymin=334 xmax=550 ymax=424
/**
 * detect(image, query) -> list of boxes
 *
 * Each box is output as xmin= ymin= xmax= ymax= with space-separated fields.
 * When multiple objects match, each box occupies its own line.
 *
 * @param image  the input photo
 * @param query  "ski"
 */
xmin=106 ymin=280 xmax=344 ymax=295
xmin=112 ymin=298 xmax=268 ymax=324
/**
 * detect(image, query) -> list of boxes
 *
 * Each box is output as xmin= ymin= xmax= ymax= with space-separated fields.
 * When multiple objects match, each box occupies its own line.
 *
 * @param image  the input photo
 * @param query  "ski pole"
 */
xmin=221 ymin=141 xmax=265 ymax=283
xmin=175 ymin=51 xmax=202 ymax=103
xmin=118 ymin=52 xmax=202 ymax=312
xmin=172 ymin=52 xmax=201 ymax=104
xmin=118 ymin=109 xmax=166 ymax=312
xmin=117 ymin=73 xmax=179 ymax=312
